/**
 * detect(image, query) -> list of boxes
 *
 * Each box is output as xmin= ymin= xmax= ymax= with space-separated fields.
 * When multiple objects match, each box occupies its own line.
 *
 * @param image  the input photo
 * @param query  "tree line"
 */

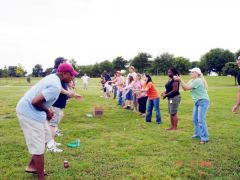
xmin=1 ymin=48 xmax=240 ymax=82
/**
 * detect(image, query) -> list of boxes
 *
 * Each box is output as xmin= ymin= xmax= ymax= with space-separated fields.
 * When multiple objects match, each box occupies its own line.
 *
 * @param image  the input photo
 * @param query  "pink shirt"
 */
xmin=133 ymin=80 xmax=147 ymax=98
xmin=116 ymin=76 xmax=125 ymax=91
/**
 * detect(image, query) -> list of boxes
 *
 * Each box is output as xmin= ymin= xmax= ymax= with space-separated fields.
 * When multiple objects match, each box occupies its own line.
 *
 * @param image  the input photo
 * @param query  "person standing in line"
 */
xmin=46 ymin=58 xmax=78 ymax=152
xmin=81 ymin=74 xmax=90 ymax=90
xmin=232 ymin=56 xmax=240 ymax=113
xmin=110 ymin=71 xmax=125 ymax=105
xmin=125 ymin=66 xmax=137 ymax=108
xmin=133 ymin=73 xmax=148 ymax=116
xmin=140 ymin=74 xmax=162 ymax=124
xmin=123 ymin=75 xmax=134 ymax=109
xmin=162 ymin=68 xmax=181 ymax=131
xmin=16 ymin=63 xmax=78 ymax=180
xmin=102 ymin=71 xmax=112 ymax=98
xmin=175 ymin=67 xmax=210 ymax=144
xmin=112 ymin=73 xmax=118 ymax=99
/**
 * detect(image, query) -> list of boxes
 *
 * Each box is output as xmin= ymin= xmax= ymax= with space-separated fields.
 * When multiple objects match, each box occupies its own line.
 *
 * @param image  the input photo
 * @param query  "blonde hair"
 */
xmin=137 ymin=73 xmax=141 ymax=79
xmin=199 ymin=74 xmax=208 ymax=90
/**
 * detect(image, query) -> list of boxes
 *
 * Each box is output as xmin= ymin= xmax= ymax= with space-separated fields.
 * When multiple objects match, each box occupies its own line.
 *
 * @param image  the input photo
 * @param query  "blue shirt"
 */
xmin=53 ymin=82 xmax=68 ymax=108
xmin=16 ymin=74 xmax=62 ymax=123
xmin=103 ymin=73 xmax=111 ymax=81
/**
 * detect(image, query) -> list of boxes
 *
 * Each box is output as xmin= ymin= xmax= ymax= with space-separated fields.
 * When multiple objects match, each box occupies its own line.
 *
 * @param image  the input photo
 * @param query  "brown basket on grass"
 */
xmin=93 ymin=106 xmax=104 ymax=117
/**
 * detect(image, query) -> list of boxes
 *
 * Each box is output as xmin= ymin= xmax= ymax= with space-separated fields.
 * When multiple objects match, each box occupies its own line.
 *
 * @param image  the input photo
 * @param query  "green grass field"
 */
xmin=0 ymin=76 xmax=239 ymax=179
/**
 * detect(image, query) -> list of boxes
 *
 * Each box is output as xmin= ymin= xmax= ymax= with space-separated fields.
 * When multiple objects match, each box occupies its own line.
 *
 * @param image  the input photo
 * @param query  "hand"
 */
xmin=46 ymin=108 xmax=55 ymax=120
xmin=173 ymin=75 xmax=181 ymax=82
xmin=232 ymin=104 xmax=239 ymax=113
xmin=75 ymin=94 xmax=83 ymax=101
xmin=161 ymin=92 xmax=166 ymax=99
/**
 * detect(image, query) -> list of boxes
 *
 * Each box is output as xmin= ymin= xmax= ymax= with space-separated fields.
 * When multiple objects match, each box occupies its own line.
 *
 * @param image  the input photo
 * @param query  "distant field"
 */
xmin=0 ymin=76 xmax=239 ymax=179
xmin=0 ymin=75 xmax=236 ymax=87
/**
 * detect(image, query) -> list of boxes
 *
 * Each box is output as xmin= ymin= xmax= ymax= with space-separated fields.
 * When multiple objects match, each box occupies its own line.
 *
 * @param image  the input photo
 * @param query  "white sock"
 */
xmin=47 ymin=139 xmax=55 ymax=148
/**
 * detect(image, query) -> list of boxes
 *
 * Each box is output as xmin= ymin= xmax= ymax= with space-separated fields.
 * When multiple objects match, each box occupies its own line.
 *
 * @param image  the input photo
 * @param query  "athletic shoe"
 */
xmin=55 ymin=129 xmax=63 ymax=137
xmin=55 ymin=142 xmax=61 ymax=147
xmin=200 ymin=141 xmax=209 ymax=144
xmin=47 ymin=145 xmax=63 ymax=153
xmin=192 ymin=135 xmax=200 ymax=139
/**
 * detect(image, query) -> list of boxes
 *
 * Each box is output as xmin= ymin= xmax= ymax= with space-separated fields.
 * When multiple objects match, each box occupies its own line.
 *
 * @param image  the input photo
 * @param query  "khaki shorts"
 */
xmin=17 ymin=113 xmax=52 ymax=155
xmin=168 ymin=95 xmax=181 ymax=115
xmin=48 ymin=107 xmax=63 ymax=127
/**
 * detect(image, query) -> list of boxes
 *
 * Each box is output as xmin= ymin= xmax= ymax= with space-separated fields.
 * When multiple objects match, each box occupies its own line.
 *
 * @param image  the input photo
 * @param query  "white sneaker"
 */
xmin=55 ymin=142 xmax=62 ymax=147
xmin=47 ymin=145 xmax=63 ymax=153
xmin=55 ymin=130 xmax=63 ymax=137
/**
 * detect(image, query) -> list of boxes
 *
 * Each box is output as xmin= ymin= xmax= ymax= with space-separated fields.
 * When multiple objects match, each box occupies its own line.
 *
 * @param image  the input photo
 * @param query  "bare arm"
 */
xmin=232 ymin=87 xmax=240 ymax=113
xmin=174 ymin=76 xmax=192 ymax=91
xmin=163 ymin=81 xmax=179 ymax=98
xmin=181 ymin=80 xmax=192 ymax=91
xmin=32 ymin=94 xmax=54 ymax=120
xmin=237 ymin=88 xmax=240 ymax=105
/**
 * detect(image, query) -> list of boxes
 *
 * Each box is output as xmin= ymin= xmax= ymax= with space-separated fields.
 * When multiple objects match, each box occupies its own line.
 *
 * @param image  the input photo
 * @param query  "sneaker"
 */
xmin=47 ymin=145 xmax=63 ymax=153
xmin=192 ymin=135 xmax=200 ymax=139
xmin=55 ymin=130 xmax=63 ymax=137
xmin=55 ymin=142 xmax=62 ymax=147
xmin=200 ymin=141 xmax=208 ymax=144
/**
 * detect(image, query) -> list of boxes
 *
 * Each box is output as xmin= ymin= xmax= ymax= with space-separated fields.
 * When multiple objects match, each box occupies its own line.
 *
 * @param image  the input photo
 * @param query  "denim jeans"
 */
xmin=146 ymin=98 xmax=162 ymax=123
xmin=118 ymin=91 xmax=123 ymax=105
xmin=192 ymin=99 xmax=209 ymax=142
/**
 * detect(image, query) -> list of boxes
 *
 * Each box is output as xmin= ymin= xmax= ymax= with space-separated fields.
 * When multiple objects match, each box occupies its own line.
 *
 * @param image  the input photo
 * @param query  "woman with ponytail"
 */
xmin=174 ymin=68 xmax=210 ymax=144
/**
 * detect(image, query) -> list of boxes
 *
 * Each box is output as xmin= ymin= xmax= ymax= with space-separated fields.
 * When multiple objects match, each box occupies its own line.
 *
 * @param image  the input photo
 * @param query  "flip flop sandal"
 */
xmin=25 ymin=169 xmax=48 ymax=176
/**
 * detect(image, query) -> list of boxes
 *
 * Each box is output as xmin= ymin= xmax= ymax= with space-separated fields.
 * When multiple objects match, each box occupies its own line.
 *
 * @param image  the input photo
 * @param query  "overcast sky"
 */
xmin=0 ymin=0 xmax=239 ymax=73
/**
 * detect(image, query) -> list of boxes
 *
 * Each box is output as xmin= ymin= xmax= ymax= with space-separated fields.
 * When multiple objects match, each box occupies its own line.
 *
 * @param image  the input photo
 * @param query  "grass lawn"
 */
xmin=0 ymin=76 xmax=239 ymax=179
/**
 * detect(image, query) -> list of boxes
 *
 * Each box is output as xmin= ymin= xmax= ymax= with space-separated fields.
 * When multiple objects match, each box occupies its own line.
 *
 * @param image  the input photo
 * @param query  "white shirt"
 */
xmin=81 ymin=75 xmax=90 ymax=83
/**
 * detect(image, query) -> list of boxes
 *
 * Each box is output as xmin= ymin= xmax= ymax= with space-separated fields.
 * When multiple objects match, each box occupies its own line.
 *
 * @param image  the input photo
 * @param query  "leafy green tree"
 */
xmin=99 ymin=60 xmax=113 ymax=75
xmin=79 ymin=65 xmax=94 ymax=77
xmin=32 ymin=64 xmax=43 ymax=77
xmin=16 ymin=64 xmax=27 ymax=77
xmin=92 ymin=63 xmax=102 ymax=77
xmin=198 ymin=58 xmax=209 ymax=75
xmin=131 ymin=52 xmax=152 ymax=73
xmin=8 ymin=66 xmax=17 ymax=77
xmin=191 ymin=61 xmax=200 ymax=68
xmin=0 ymin=67 xmax=8 ymax=77
xmin=153 ymin=53 xmax=175 ymax=75
xmin=69 ymin=58 xmax=77 ymax=68
xmin=44 ymin=67 xmax=53 ymax=76
xmin=174 ymin=57 xmax=191 ymax=75
xmin=112 ymin=56 xmax=127 ymax=71
xmin=200 ymin=48 xmax=235 ymax=75
xmin=223 ymin=62 xmax=239 ymax=85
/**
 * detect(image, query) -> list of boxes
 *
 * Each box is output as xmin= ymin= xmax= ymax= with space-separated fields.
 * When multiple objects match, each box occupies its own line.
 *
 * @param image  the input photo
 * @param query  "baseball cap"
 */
xmin=57 ymin=63 xmax=78 ymax=77
xmin=189 ymin=67 xmax=202 ymax=75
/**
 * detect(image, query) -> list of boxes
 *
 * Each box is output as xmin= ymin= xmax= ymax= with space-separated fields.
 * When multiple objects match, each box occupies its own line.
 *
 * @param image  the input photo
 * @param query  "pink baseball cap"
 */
xmin=57 ymin=63 xmax=78 ymax=77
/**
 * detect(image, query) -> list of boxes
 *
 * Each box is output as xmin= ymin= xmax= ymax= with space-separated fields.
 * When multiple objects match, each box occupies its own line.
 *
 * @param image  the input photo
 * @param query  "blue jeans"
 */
xmin=146 ymin=98 xmax=162 ymax=123
xmin=118 ymin=91 xmax=123 ymax=105
xmin=192 ymin=99 xmax=209 ymax=142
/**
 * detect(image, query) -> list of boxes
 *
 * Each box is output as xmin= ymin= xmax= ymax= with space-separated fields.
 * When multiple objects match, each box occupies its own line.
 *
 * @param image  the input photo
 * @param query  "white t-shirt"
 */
xmin=81 ymin=75 xmax=90 ymax=83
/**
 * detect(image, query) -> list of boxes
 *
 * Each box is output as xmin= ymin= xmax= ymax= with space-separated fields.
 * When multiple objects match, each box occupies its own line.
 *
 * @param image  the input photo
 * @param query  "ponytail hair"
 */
xmin=145 ymin=74 xmax=152 ymax=85
xmin=199 ymin=74 xmax=208 ymax=90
